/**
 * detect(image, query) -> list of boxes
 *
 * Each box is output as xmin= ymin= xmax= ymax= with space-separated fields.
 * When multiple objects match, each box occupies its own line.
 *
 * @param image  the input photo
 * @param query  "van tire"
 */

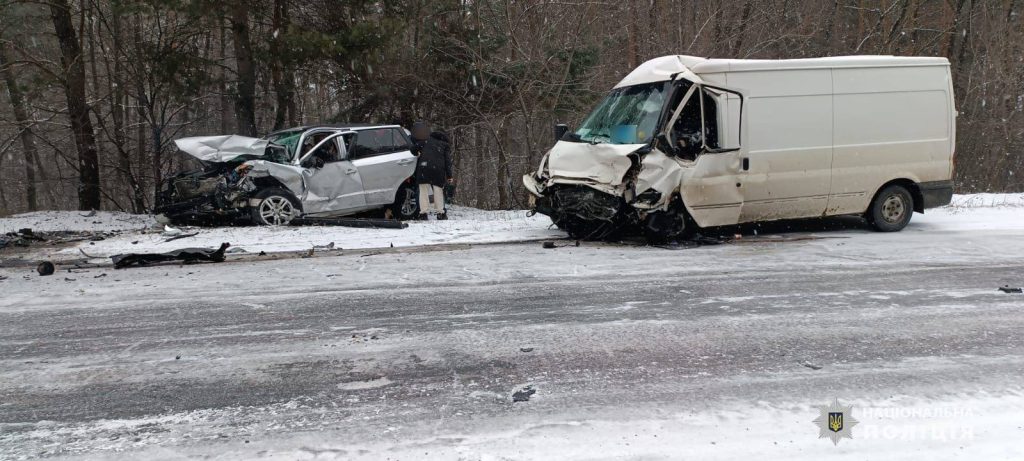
xmin=250 ymin=188 xmax=300 ymax=226
xmin=867 ymin=184 xmax=913 ymax=232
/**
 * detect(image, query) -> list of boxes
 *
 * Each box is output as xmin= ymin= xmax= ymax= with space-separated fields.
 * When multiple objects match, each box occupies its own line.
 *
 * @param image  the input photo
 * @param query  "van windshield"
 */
xmin=574 ymin=82 xmax=670 ymax=145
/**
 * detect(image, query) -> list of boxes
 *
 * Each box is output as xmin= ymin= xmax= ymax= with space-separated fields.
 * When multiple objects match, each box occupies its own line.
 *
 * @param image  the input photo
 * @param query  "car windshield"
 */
xmin=264 ymin=130 xmax=304 ymax=158
xmin=574 ymin=82 xmax=670 ymax=145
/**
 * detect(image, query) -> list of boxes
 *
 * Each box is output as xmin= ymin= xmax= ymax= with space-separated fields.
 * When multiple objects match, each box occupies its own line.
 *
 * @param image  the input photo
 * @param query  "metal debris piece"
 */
xmin=164 ymin=232 xmax=200 ymax=242
xmin=801 ymin=361 xmax=823 ymax=370
xmin=520 ymin=347 xmax=534 ymax=353
xmin=542 ymin=241 xmax=556 ymax=249
xmin=512 ymin=385 xmax=536 ymax=403
xmin=111 ymin=243 xmax=230 ymax=269
xmin=998 ymin=285 xmax=1023 ymax=294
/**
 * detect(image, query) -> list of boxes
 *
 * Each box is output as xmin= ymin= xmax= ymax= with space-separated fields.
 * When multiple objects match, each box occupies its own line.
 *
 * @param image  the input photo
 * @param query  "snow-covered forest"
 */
xmin=0 ymin=0 xmax=1021 ymax=214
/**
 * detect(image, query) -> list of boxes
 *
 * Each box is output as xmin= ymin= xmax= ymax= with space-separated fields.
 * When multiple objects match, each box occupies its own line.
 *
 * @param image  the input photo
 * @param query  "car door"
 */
xmin=667 ymin=80 xmax=747 ymax=228
xmin=349 ymin=128 xmax=417 ymax=206
xmin=296 ymin=131 xmax=367 ymax=216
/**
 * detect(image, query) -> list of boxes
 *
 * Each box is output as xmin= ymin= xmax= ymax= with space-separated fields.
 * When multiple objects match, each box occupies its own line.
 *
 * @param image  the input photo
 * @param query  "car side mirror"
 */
xmin=554 ymin=124 xmax=569 ymax=142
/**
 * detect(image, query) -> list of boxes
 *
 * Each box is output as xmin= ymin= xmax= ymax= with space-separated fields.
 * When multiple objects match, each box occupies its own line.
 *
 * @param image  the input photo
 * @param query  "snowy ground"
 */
xmin=1 ymin=194 xmax=1024 ymax=460
xmin=0 ymin=206 xmax=564 ymax=260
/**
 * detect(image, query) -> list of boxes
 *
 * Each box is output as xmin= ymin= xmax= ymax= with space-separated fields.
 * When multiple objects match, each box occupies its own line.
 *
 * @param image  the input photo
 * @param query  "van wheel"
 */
xmin=867 ymin=184 xmax=913 ymax=232
xmin=391 ymin=184 xmax=419 ymax=220
xmin=251 ymin=188 xmax=300 ymax=226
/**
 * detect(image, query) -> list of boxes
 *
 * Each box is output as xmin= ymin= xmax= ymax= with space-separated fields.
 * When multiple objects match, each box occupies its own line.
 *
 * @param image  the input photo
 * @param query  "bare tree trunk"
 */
xmin=0 ymin=42 xmax=39 ymax=211
xmin=473 ymin=125 xmax=484 ymax=207
xmin=219 ymin=18 xmax=232 ymax=133
xmin=230 ymin=2 xmax=258 ymax=136
xmin=107 ymin=12 xmax=144 ymax=212
xmin=50 ymin=0 xmax=101 ymax=210
xmin=731 ymin=1 xmax=753 ymax=56
xmin=626 ymin=5 xmax=639 ymax=68
xmin=270 ymin=0 xmax=295 ymax=131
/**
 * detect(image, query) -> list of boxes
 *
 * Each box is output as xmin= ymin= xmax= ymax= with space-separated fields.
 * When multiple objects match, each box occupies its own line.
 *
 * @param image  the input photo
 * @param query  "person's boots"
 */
xmin=417 ymin=213 xmax=428 ymax=221
xmin=437 ymin=210 xmax=448 ymax=220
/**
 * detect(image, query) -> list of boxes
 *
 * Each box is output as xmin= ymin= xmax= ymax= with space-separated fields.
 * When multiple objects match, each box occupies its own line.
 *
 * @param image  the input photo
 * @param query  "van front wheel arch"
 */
xmin=867 ymin=184 xmax=914 ymax=232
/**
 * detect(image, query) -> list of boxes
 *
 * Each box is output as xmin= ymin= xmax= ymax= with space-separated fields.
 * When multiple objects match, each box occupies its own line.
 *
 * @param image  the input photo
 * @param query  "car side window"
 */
xmin=350 ymin=128 xmax=413 ymax=160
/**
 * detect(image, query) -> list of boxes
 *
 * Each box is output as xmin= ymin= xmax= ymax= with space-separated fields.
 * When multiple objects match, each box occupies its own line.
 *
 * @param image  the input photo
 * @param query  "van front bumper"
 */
xmin=920 ymin=180 xmax=954 ymax=209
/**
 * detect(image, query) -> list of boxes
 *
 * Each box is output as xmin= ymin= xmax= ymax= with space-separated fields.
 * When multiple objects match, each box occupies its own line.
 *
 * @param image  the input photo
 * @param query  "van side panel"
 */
xmin=827 ymin=65 xmax=953 ymax=215
xmin=723 ymin=69 xmax=834 ymax=222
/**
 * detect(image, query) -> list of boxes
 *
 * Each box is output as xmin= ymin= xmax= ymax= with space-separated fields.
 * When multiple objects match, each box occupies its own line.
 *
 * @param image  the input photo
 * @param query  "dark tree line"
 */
xmin=0 ymin=0 xmax=1021 ymax=214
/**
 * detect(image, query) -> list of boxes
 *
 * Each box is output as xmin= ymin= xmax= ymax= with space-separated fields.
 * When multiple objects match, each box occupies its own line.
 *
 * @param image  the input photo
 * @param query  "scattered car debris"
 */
xmin=313 ymin=242 xmax=336 ymax=250
xmin=0 ymin=275 xmax=8 ymax=281
xmin=998 ymin=285 xmax=1023 ymax=294
xmin=542 ymin=241 xmax=556 ymax=249
xmin=512 ymin=385 xmax=536 ymax=403
xmin=111 ymin=243 xmax=230 ymax=269
xmin=801 ymin=361 xmax=823 ymax=370
xmin=79 ymin=248 xmax=102 ymax=259
xmin=520 ymin=347 xmax=534 ymax=353
xmin=164 ymin=232 xmax=200 ymax=243
xmin=36 ymin=261 xmax=55 ymax=276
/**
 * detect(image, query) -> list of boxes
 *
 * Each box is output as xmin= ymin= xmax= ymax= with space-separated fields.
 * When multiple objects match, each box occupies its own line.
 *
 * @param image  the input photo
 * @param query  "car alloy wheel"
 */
xmin=258 ymin=196 xmax=295 ymax=225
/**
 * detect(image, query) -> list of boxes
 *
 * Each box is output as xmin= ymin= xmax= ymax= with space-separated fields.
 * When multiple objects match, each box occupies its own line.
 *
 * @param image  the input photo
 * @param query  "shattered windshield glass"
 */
xmin=575 ymin=82 xmax=669 ymax=145
xmin=265 ymin=130 xmax=303 ymax=160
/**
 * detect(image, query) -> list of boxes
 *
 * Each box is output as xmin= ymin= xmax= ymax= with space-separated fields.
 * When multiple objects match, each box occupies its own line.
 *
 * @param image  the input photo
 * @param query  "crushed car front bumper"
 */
xmin=154 ymin=167 xmax=258 ymax=224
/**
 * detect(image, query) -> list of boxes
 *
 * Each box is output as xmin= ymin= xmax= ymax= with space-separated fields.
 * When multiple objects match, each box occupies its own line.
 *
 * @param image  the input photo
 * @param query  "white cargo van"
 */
xmin=523 ymin=55 xmax=956 ymax=240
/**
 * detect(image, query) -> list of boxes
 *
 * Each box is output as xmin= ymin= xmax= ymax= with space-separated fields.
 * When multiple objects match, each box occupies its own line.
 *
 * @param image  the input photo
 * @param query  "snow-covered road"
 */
xmin=1 ymin=195 xmax=1024 ymax=460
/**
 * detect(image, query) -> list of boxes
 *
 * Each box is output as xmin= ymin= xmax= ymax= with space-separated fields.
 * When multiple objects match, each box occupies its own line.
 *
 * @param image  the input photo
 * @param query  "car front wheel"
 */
xmin=391 ymin=184 xmax=419 ymax=220
xmin=251 ymin=188 xmax=300 ymax=226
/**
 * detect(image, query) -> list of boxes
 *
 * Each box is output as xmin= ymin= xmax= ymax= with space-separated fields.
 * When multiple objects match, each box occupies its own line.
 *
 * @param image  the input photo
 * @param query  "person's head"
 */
xmin=411 ymin=121 xmax=430 ymax=141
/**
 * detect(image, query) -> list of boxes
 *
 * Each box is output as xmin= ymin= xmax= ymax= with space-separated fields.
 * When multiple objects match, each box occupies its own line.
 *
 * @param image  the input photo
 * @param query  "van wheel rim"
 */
xmin=881 ymin=195 xmax=906 ymax=223
xmin=259 ymin=196 xmax=294 ymax=225
xmin=400 ymin=190 xmax=416 ymax=216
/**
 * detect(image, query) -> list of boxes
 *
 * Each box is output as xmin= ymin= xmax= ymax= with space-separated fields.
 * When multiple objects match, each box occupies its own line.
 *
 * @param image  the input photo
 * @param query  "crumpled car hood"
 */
xmin=545 ymin=141 xmax=645 ymax=187
xmin=174 ymin=135 xmax=271 ymax=163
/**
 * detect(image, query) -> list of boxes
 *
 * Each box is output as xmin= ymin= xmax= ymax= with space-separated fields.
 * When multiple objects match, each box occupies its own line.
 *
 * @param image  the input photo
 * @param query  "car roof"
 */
xmin=266 ymin=123 xmax=402 ymax=137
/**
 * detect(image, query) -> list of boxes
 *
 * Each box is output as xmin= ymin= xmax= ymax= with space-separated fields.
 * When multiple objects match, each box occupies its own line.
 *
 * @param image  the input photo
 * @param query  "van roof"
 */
xmin=615 ymin=55 xmax=950 ymax=88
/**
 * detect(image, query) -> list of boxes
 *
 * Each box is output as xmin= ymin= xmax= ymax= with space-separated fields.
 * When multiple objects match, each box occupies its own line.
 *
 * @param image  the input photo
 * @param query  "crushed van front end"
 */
xmin=524 ymin=142 xmax=691 ymax=241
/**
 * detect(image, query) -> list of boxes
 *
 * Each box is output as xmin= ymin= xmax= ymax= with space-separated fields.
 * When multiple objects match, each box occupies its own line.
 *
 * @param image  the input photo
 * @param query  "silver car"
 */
xmin=156 ymin=124 xmax=419 ymax=225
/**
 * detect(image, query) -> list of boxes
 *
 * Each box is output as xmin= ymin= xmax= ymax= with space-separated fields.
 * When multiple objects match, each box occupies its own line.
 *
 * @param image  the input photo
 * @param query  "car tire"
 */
xmin=251 ymin=188 xmax=300 ymax=226
xmin=390 ymin=184 xmax=419 ymax=220
xmin=867 ymin=184 xmax=913 ymax=232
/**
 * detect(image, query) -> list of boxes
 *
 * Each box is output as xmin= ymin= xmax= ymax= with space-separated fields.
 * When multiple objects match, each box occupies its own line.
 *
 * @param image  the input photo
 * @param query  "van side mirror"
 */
xmin=554 ymin=124 xmax=569 ymax=142
xmin=655 ymin=133 xmax=678 ymax=157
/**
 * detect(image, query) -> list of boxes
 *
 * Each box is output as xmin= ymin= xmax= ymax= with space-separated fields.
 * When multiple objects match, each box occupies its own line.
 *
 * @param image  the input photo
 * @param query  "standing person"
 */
xmin=410 ymin=121 xmax=453 ymax=220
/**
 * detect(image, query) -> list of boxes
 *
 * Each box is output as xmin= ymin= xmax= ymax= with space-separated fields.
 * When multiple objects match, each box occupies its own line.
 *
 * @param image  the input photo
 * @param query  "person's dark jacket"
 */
xmin=413 ymin=132 xmax=452 ymax=187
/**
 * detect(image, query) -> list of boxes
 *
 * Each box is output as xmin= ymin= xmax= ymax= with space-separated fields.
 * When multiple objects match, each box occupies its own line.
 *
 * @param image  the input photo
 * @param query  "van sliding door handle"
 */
xmin=742 ymin=158 xmax=750 ymax=171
